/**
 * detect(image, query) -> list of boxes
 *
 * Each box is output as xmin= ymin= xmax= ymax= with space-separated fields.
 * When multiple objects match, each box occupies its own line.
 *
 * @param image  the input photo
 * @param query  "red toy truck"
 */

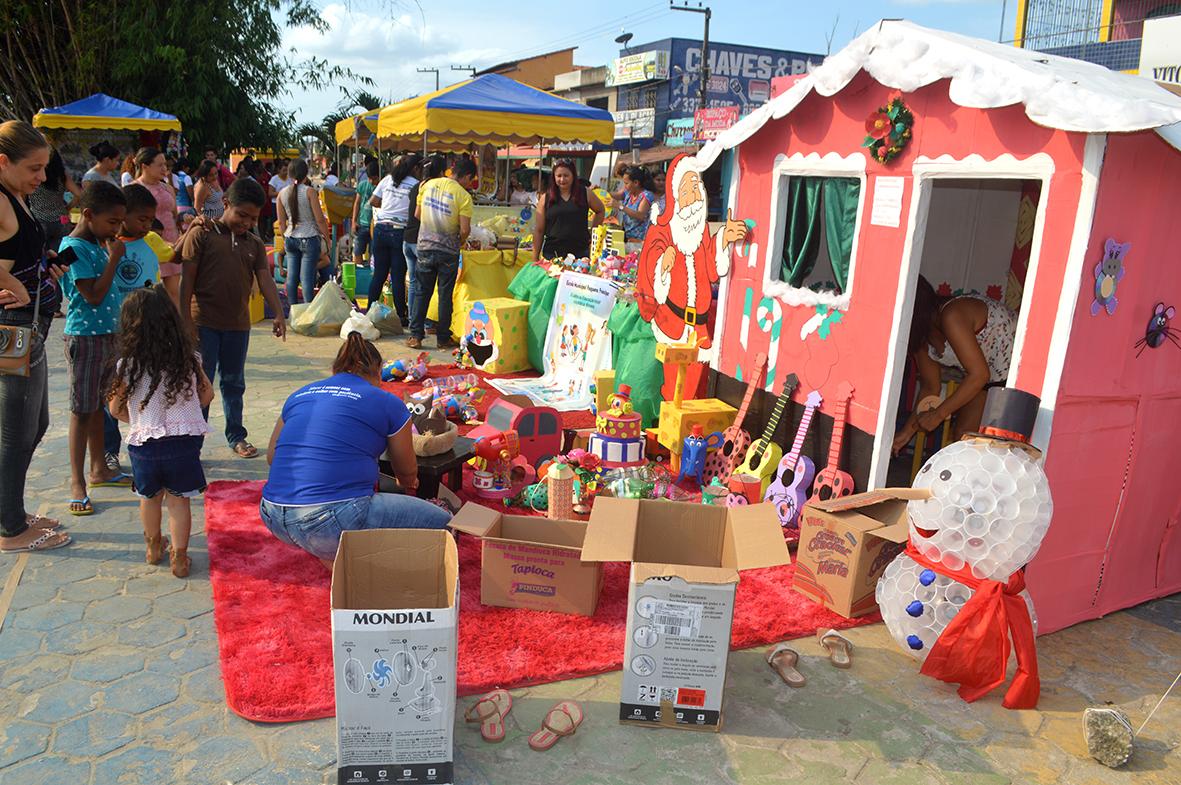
xmin=468 ymin=395 xmax=561 ymax=469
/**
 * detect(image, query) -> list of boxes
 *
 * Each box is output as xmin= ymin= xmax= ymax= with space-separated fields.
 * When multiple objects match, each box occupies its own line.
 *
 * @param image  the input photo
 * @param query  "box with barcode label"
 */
xmin=581 ymin=498 xmax=790 ymax=732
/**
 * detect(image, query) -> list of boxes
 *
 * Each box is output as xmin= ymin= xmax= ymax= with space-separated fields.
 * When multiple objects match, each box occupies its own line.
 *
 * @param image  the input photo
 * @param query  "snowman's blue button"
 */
xmin=906 ymin=600 xmax=924 ymax=617
xmin=906 ymin=634 xmax=924 ymax=650
xmin=919 ymin=569 xmax=936 ymax=586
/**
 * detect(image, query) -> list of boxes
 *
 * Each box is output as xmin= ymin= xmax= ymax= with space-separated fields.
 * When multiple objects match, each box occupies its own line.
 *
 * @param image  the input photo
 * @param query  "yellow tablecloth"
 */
xmin=427 ymin=248 xmax=533 ymax=339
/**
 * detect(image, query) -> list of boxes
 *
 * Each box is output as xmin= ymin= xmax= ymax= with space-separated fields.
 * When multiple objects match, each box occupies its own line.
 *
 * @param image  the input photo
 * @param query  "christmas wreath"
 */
xmin=863 ymin=93 xmax=914 ymax=164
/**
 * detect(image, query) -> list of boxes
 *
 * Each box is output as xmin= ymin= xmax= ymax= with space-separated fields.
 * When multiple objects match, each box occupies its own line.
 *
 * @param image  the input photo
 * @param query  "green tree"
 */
xmin=0 ymin=0 xmax=373 ymax=150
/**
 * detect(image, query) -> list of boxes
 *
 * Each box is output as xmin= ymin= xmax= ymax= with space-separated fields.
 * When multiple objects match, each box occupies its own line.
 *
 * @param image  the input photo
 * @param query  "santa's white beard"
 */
xmin=671 ymin=198 xmax=707 ymax=256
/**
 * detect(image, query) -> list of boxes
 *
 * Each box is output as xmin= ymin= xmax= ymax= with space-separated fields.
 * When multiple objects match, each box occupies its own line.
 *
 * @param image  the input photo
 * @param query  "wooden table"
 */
xmin=381 ymin=436 xmax=476 ymax=500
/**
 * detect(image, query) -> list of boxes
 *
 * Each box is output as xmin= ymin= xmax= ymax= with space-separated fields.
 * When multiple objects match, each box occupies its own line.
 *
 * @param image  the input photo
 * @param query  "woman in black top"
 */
xmin=535 ymin=159 xmax=605 ymax=260
xmin=0 ymin=121 xmax=71 ymax=553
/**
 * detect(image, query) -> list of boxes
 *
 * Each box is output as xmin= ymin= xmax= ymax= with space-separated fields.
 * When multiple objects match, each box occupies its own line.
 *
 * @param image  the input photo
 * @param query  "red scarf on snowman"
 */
xmin=905 ymin=541 xmax=1040 ymax=710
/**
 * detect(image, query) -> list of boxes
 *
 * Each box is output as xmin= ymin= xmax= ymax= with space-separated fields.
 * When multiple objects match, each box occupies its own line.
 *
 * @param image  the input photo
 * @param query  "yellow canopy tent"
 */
xmin=334 ymin=110 xmax=380 ymax=147
xmin=33 ymin=93 xmax=181 ymax=131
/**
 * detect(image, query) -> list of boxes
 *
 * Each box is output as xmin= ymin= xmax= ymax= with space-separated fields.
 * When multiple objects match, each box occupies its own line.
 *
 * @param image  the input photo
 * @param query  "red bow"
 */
xmin=906 ymin=541 xmax=1040 ymax=709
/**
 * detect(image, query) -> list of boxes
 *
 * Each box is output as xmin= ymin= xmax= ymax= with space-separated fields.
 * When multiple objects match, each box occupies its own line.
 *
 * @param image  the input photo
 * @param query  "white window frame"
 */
xmin=761 ymin=152 xmax=869 ymax=311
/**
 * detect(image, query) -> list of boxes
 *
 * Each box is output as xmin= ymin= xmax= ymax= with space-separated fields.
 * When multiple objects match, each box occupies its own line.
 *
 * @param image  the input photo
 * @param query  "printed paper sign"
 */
xmin=870 ymin=176 xmax=905 ymax=228
xmin=489 ymin=272 xmax=618 ymax=411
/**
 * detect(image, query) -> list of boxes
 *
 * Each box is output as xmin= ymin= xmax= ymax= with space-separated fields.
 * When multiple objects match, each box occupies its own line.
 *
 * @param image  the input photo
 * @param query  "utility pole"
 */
xmin=417 ymin=67 xmax=440 ymax=91
xmin=451 ymin=65 xmax=477 ymax=78
xmin=670 ymin=1 xmax=711 ymax=113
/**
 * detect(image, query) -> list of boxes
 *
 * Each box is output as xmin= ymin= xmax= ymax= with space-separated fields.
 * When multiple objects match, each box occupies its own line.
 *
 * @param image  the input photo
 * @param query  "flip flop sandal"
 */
xmin=232 ymin=441 xmax=259 ymax=459
xmin=817 ymin=629 xmax=854 ymax=669
xmin=27 ymin=514 xmax=61 ymax=531
xmin=528 ymin=701 xmax=583 ymax=751
xmin=68 ymin=496 xmax=94 ymax=516
xmin=1 ymin=530 xmax=71 ymax=553
xmin=464 ymin=689 xmax=513 ymax=743
xmin=90 ymin=472 xmax=133 ymax=488
xmin=767 ymin=644 xmax=806 ymax=688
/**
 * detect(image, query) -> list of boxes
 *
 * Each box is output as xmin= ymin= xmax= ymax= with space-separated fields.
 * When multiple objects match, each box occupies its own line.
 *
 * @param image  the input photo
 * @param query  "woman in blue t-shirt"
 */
xmin=260 ymin=333 xmax=451 ymax=565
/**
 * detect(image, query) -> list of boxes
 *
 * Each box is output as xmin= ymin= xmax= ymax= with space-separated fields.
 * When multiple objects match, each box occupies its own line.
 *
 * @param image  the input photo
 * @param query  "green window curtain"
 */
xmin=821 ymin=177 xmax=860 ymax=292
xmin=780 ymin=177 xmax=822 ymax=286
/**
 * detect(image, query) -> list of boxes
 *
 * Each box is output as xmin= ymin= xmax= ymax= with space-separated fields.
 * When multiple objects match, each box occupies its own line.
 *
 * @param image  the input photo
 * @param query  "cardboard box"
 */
xmin=463 ymin=297 xmax=530 ymax=374
xmin=581 ymin=498 xmax=790 ymax=731
xmin=331 ymin=529 xmax=459 ymax=785
xmin=792 ymin=489 xmax=925 ymax=619
xmin=450 ymin=503 xmax=603 ymax=616
xmin=656 ymin=398 xmax=737 ymax=455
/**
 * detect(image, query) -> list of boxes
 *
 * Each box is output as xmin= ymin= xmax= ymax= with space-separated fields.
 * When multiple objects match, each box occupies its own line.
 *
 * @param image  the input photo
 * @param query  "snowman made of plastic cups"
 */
xmin=876 ymin=388 xmax=1054 ymax=660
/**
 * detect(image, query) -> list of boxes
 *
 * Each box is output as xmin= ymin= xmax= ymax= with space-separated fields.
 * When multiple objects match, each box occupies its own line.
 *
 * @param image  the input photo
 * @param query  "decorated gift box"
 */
xmin=459 ymin=298 xmax=530 ymax=374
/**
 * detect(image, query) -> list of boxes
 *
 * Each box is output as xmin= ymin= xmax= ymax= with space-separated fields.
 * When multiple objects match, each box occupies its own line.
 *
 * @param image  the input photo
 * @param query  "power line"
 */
xmin=416 ymin=66 xmax=440 ymax=91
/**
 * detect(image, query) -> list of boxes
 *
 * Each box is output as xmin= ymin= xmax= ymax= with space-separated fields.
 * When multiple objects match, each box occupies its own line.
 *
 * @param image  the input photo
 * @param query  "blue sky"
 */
xmin=284 ymin=0 xmax=1019 ymax=123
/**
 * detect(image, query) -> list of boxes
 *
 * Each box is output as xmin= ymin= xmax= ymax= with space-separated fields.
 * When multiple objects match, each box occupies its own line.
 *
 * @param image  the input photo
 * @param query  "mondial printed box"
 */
xmin=581 ymin=498 xmax=789 ymax=731
xmin=331 ymin=529 xmax=458 ymax=785
xmin=449 ymin=502 xmax=603 ymax=616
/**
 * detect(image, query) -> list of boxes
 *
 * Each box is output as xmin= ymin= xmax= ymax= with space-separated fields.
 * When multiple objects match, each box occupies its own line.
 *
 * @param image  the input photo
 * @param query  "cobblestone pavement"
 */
xmin=1 ymin=321 xmax=1178 ymax=785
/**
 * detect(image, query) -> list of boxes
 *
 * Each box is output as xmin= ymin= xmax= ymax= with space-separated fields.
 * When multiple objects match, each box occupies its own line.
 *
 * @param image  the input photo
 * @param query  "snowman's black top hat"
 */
xmin=973 ymin=387 xmax=1040 ymax=445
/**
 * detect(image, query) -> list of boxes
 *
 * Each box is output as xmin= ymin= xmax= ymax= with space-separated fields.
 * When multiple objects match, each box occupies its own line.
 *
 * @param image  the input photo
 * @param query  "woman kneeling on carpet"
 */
xmin=260 ymin=332 xmax=451 ymax=566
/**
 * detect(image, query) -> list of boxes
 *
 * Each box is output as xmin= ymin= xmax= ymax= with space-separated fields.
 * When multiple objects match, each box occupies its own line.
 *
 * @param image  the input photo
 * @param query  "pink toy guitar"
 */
xmin=811 ymin=382 xmax=855 ymax=502
xmin=703 ymin=351 xmax=767 ymax=485
xmin=764 ymin=390 xmax=822 ymax=531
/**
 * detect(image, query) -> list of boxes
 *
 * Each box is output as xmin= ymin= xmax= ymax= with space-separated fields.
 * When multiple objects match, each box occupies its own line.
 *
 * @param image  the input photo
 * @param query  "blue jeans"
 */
xmin=259 ymin=494 xmax=452 ymax=561
xmin=370 ymin=223 xmax=408 ymax=321
xmin=0 ymin=315 xmax=50 ymax=538
xmin=353 ymin=224 xmax=372 ymax=260
xmin=284 ymin=234 xmax=321 ymax=305
xmin=412 ymin=248 xmax=459 ymax=342
xmin=403 ymin=241 xmax=420 ymax=330
xmin=103 ymin=407 xmax=121 ymax=458
xmin=197 ymin=327 xmax=250 ymax=447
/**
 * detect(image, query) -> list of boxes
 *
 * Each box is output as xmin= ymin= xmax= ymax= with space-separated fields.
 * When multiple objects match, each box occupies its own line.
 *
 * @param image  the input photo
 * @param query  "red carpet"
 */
xmin=206 ymin=480 xmax=879 ymax=723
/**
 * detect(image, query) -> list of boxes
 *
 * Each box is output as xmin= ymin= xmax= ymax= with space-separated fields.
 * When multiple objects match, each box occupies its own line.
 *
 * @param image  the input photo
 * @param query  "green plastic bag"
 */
xmin=508 ymin=264 xmax=559 ymax=372
xmin=609 ymin=300 xmax=663 ymax=428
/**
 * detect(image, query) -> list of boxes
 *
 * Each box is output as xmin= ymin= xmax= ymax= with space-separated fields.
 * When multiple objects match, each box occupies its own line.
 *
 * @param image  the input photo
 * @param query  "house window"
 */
xmin=775 ymin=176 xmax=861 ymax=294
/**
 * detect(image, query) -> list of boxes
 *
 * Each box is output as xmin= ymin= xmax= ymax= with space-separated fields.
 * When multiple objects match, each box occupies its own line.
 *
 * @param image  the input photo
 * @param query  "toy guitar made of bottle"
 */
xmin=811 ymin=381 xmax=855 ymax=502
xmin=703 ymin=351 xmax=768 ymax=484
xmin=765 ymin=389 xmax=822 ymax=531
xmin=733 ymin=373 xmax=799 ymax=495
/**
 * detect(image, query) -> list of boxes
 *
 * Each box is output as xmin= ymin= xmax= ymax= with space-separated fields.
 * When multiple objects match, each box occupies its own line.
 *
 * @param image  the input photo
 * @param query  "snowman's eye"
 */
xmin=939 ymin=470 xmax=952 ymax=482
xmin=920 ymin=464 xmax=931 ymax=474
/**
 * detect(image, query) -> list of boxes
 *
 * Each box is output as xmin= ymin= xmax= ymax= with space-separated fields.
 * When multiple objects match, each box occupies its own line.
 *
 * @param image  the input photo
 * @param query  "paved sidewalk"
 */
xmin=0 ymin=321 xmax=1178 ymax=785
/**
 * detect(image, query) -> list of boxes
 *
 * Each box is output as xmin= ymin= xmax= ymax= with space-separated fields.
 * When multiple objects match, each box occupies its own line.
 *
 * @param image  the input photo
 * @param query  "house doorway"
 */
xmin=884 ymin=177 xmax=1042 ymax=486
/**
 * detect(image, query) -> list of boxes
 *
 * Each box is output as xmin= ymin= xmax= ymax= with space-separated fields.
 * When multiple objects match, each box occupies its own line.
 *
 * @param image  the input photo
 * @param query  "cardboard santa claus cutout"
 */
xmin=637 ymin=153 xmax=749 ymax=348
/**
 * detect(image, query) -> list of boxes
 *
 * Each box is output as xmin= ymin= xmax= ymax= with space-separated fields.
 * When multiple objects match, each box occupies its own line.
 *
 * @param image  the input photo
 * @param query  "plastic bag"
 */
xmin=340 ymin=309 xmax=380 ymax=341
xmin=291 ymin=279 xmax=353 ymax=336
xmin=366 ymin=302 xmax=404 ymax=336
xmin=468 ymin=225 xmax=497 ymax=250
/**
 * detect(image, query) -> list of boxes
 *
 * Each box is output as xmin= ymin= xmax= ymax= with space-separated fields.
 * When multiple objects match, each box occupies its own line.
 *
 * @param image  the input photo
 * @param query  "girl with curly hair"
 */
xmin=107 ymin=284 xmax=214 ymax=577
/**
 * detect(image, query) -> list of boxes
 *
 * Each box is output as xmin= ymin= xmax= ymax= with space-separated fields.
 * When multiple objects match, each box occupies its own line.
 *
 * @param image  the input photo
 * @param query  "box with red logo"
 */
xmin=449 ymin=503 xmax=603 ymax=616
xmin=581 ymin=498 xmax=789 ymax=732
xmin=792 ymin=488 xmax=924 ymax=619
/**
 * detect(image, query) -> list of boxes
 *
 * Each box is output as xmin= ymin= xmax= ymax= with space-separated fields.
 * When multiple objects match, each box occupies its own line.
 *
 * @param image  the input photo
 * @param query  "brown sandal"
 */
xmin=528 ymin=701 xmax=583 ymax=751
xmin=767 ymin=644 xmax=807 ymax=687
xmin=170 ymin=546 xmax=191 ymax=578
xmin=145 ymin=533 xmax=169 ymax=565
xmin=817 ymin=629 xmax=854 ymax=669
xmin=463 ymin=689 xmax=512 ymax=743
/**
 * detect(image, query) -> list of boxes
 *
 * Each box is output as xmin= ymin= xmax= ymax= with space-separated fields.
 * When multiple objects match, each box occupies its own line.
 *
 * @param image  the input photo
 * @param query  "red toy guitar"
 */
xmin=811 ymin=382 xmax=855 ymax=502
xmin=703 ymin=352 xmax=767 ymax=485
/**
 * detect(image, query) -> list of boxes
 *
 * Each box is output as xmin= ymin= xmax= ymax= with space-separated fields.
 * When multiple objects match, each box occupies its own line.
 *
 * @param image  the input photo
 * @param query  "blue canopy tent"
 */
xmin=33 ymin=93 xmax=181 ymax=131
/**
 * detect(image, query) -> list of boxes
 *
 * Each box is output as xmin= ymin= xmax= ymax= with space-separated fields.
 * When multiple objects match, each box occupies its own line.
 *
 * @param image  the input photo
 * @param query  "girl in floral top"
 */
xmin=107 ymin=285 xmax=213 ymax=577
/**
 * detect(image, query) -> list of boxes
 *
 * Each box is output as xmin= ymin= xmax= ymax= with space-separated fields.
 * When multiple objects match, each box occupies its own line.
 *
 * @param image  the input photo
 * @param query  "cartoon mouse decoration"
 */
xmin=1135 ymin=302 xmax=1178 ymax=358
xmin=1091 ymin=239 xmax=1130 ymax=316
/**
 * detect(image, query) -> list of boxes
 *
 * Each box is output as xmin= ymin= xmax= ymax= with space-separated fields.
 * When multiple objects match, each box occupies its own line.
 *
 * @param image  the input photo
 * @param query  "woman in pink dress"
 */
xmin=134 ymin=147 xmax=181 ymax=305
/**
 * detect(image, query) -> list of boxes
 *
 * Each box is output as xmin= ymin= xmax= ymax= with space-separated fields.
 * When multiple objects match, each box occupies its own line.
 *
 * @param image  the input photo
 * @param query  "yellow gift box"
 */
xmin=657 ymin=399 xmax=737 ymax=456
xmin=462 ymin=297 xmax=530 ymax=374
xmin=427 ymin=248 xmax=533 ymax=338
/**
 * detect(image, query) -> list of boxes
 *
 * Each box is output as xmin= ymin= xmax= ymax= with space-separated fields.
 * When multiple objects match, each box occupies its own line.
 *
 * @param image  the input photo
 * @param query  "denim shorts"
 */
xmin=353 ymin=224 xmax=372 ymax=258
xmin=259 ymin=493 xmax=452 ymax=561
xmin=128 ymin=435 xmax=207 ymax=498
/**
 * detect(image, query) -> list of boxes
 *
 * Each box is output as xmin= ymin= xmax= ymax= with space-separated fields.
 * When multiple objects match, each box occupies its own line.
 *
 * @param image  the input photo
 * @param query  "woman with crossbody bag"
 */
xmin=0 ymin=121 xmax=71 ymax=553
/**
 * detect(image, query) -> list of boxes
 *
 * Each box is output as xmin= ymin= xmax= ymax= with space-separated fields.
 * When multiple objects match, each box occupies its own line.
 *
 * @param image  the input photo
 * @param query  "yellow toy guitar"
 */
xmin=734 ymin=373 xmax=799 ymax=495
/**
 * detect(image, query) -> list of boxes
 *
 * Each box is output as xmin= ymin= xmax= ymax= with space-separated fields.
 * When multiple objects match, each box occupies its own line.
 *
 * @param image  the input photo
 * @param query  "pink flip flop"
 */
xmin=528 ymin=701 xmax=584 ymax=751
xmin=464 ymin=689 xmax=512 ymax=743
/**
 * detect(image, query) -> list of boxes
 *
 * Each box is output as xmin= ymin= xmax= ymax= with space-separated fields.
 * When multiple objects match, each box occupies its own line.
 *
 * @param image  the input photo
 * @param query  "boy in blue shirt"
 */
xmin=59 ymin=182 xmax=130 ymax=515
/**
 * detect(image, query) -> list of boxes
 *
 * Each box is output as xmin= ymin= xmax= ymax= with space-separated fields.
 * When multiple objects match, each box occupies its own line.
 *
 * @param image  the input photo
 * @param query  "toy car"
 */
xmin=467 ymin=395 xmax=561 ymax=468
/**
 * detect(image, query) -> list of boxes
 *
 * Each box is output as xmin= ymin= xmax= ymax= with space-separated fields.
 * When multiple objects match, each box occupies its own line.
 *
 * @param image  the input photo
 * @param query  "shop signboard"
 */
xmin=669 ymin=39 xmax=822 ymax=116
xmin=693 ymin=105 xmax=739 ymax=141
xmin=606 ymin=50 xmax=671 ymax=87
xmin=614 ymin=108 xmax=657 ymax=139
xmin=1140 ymin=16 xmax=1181 ymax=86
xmin=664 ymin=118 xmax=695 ymax=147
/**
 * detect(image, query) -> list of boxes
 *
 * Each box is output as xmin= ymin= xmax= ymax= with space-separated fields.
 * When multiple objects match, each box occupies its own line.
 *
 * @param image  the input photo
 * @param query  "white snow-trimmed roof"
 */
xmin=696 ymin=19 xmax=1181 ymax=168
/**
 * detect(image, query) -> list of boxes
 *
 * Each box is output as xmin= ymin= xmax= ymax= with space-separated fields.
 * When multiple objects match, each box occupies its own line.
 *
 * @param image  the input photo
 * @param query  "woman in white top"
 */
xmin=276 ymin=159 xmax=330 ymax=305
xmin=367 ymin=154 xmax=420 ymax=321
